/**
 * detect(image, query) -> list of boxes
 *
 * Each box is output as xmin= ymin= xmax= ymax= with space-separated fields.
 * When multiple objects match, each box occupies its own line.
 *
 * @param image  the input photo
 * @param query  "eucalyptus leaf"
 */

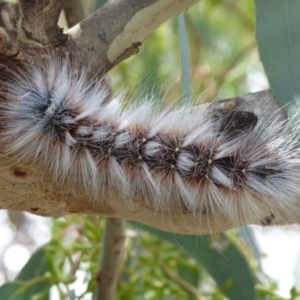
xmin=0 ymin=248 xmax=51 ymax=300
xmin=16 ymin=248 xmax=49 ymax=281
xmin=255 ymin=0 xmax=300 ymax=114
xmin=0 ymin=282 xmax=25 ymax=300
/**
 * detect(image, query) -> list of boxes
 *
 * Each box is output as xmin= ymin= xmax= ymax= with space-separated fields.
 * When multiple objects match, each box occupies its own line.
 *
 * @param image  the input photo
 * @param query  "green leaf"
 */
xmin=131 ymin=222 xmax=256 ymax=300
xmin=255 ymin=0 xmax=300 ymax=114
xmin=0 ymin=248 xmax=51 ymax=300
xmin=0 ymin=282 xmax=25 ymax=300
xmin=16 ymin=248 xmax=49 ymax=281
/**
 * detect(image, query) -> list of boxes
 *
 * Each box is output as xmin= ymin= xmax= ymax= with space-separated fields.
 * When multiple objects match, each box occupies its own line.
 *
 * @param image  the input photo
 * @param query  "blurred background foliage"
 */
xmin=110 ymin=0 xmax=263 ymax=105
xmin=0 ymin=0 xmax=298 ymax=300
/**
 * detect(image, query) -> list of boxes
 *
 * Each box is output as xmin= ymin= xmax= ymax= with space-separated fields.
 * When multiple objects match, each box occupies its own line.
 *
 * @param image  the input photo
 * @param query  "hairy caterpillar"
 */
xmin=1 ymin=55 xmax=300 ymax=228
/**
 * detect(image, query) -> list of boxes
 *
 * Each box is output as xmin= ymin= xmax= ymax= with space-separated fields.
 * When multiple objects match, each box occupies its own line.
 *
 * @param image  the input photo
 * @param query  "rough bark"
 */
xmin=0 ymin=0 xmax=199 ymax=72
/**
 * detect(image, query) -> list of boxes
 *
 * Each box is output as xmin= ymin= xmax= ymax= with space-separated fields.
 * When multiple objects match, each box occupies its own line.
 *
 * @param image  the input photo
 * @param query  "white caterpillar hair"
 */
xmin=1 ymin=55 xmax=300 ymax=228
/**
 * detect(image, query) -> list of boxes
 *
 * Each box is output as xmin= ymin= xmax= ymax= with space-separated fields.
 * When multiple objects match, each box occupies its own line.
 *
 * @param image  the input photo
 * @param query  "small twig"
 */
xmin=66 ymin=251 xmax=84 ymax=281
xmin=95 ymin=217 xmax=126 ymax=300
xmin=15 ymin=275 xmax=51 ymax=287
xmin=160 ymin=262 xmax=205 ymax=300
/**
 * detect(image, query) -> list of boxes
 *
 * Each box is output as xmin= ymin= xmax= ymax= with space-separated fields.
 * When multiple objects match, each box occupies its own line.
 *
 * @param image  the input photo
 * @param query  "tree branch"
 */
xmin=67 ymin=0 xmax=200 ymax=73
xmin=18 ymin=0 xmax=66 ymax=45
xmin=0 ymin=0 xmax=200 ymax=71
xmin=0 ymin=90 xmax=296 ymax=234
